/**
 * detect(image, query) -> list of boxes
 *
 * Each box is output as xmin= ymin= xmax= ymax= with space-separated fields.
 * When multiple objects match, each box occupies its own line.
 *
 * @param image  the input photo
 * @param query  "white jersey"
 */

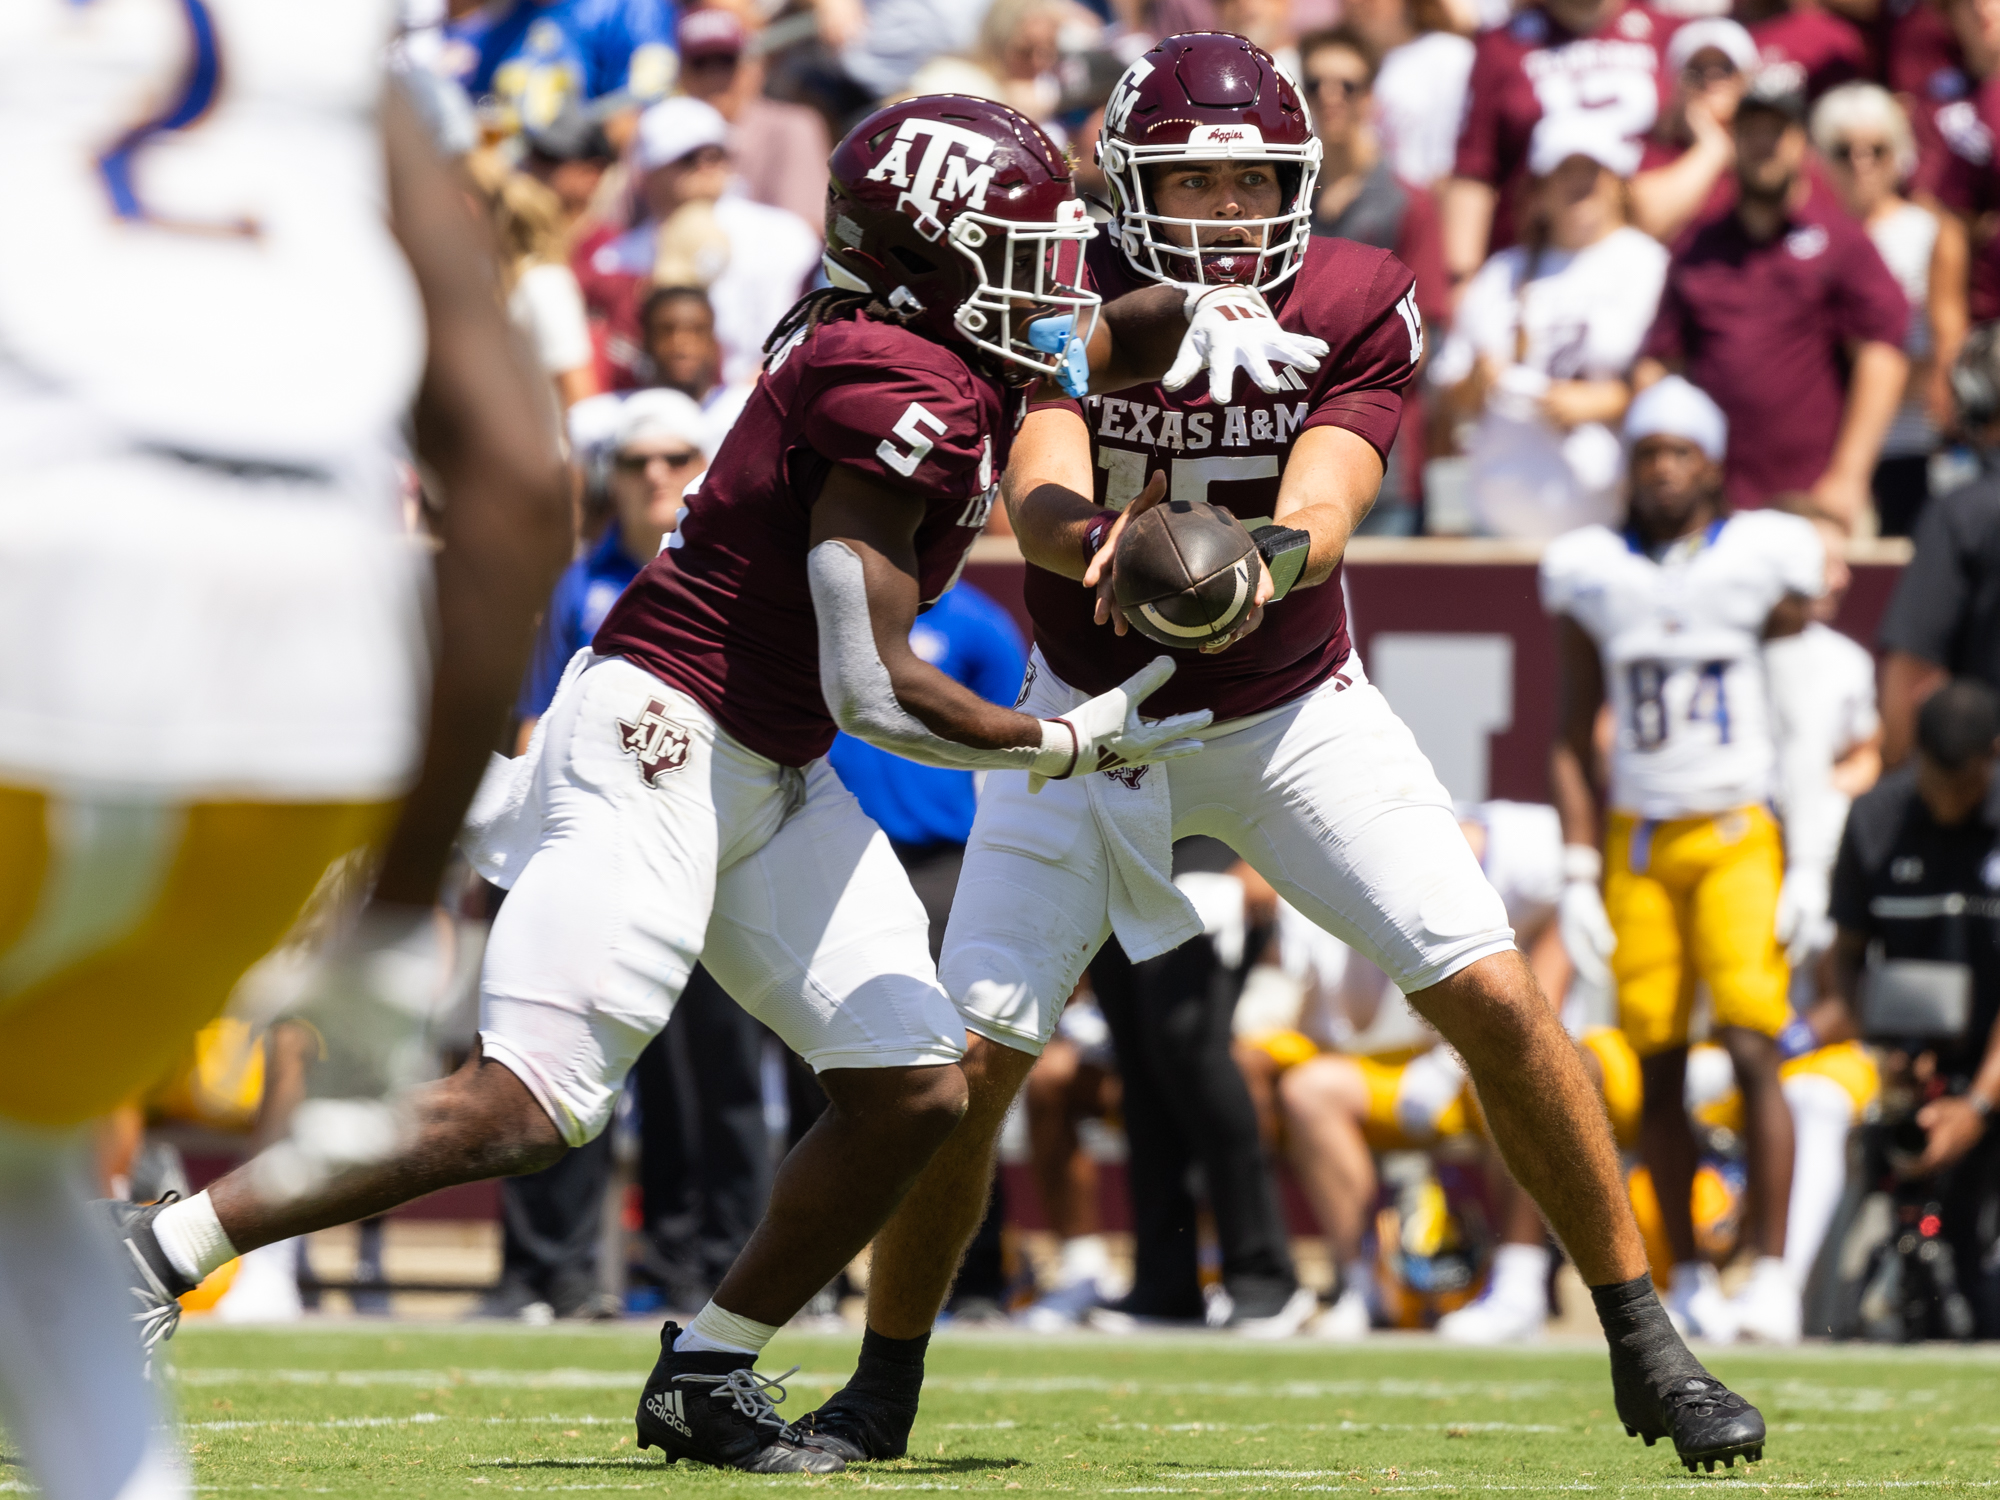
xmin=1466 ymin=799 xmax=1564 ymax=936
xmin=1765 ymin=620 xmax=1879 ymax=873
xmin=0 ymin=0 xmax=428 ymax=798
xmin=1540 ymin=511 xmax=1825 ymax=819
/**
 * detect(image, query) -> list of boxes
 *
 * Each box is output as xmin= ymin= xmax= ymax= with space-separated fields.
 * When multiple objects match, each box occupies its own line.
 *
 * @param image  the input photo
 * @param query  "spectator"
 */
xmin=519 ymin=110 xmax=621 ymax=239
xmin=516 ymin=390 xmax=712 ymax=727
xmin=1877 ymin=323 xmax=2000 ymax=762
xmin=1441 ymin=0 xmax=1673 ymax=285
xmin=1215 ymin=0 xmax=1303 ymax=79
xmin=1431 ymin=113 xmax=1667 ymax=537
xmin=904 ymin=0 xmax=1079 ymax=128
xmin=1340 ymin=0 xmax=1476 ymax=190
xmin=1630 ymin=18 xmax=1757 ymax=243
xmin=1301 ymin=26 xmax=1448 ymax=531
xmin=676 ymin=8 xmax=832 ymax=228
xmin=472 ymin=154 xmax=602 ymax=408
xmin=1814 ymin=84 xmax=1949 ymax=536
xmin=1927 ymin=0 xmax=2000 ymax=363
xmin=588 ymin=96 xmax=821 ymax=385
xmin=839 ymin=0 xmax=987 ymax=105
xmin=463 ymin=0 xmax=678 ymax=135
xmin=1635 ymin=71 xmax=1909 ymax=524
xmin=1739 ymin=0 xmax=1869 ymax=104
xmin=640 ymin=286 xmax=755 ymax=445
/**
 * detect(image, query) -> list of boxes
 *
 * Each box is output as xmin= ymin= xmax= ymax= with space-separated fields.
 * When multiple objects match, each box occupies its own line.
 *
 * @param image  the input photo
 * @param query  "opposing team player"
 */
xmin=108 ymin=95 xmax=1326 ymax=1475
xmin=1543 ymin=377 xmax=1827 ymax=1344
xmin=1 ymin=4 xmax=571 ymax=1498
xmin=799 ymin=36 xmax=1766 ymax=1476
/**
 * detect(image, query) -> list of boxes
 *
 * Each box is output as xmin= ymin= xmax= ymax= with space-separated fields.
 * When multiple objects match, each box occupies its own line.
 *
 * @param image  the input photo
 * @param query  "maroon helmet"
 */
xmin=824 ymin=95 xmax=1100 ymax=382
xmin=1098 ymin=33 xmax=1321 ymax=290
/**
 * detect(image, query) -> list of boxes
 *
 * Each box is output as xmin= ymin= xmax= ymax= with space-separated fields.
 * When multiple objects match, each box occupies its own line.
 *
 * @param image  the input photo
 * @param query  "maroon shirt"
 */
xmin=1640 ymin=193 xmax=1908 ymax=508
xmin=1934 ymin=76 xmax=2000 ymax=320
xmin=594 ymin=314 xmax=1016 ymax=766
xmin=1023 ymin=236 xmax=1417 ymax=721
xmin=1878 ymin=0 xmax=1965 ymax=100
xmin=1748 ymin=8 xmax=1868 ymax=99
xmin=1454 ymin=2 xmax=1675 ymax=252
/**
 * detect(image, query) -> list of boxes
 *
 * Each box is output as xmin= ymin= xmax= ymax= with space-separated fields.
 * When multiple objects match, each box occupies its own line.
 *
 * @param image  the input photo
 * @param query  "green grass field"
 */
xmin=9 ymin=1324 xmax=1982 ymax=1496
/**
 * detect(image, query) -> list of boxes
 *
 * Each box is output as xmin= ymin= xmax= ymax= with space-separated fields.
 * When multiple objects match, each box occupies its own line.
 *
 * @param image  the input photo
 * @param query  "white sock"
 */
xmin=1338 ymin=1259 xmax=1374 ymax=1302
xmin=675 ymin=1300 xmax=779 ymax=1357
xmin=152 ymin=1190 xmax=238 ymax=1283
xmin=1670 ymin=1260 xmax=1716 ymax=1298
xmin=1782 ymin=1073 xmax=1853 ymax=1289
xmin=1059 ymin=1234 xmax=1110 ymax=1287
xmin=1488 ymin=1242 xmax=1551 ymax=1309
xmin=1747 ymin=1255 xmax=1793 ymax=1294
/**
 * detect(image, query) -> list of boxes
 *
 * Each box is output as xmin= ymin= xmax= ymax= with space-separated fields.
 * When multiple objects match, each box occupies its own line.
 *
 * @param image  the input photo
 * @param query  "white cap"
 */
xmin=1666 ymin=17 xmax=1762 ymax=79
xmin=1527 ymin=110 xmax=1643 ymax=179
xmin=615 ymin=388 xmax=711 ymax=455
xmin=566 ymin=391 xmax=629 ymax=461
xmin=1624 ymin=375 xmax=1728 ymax=461
xmin=634 ymin=96 xmax=730 ymax=173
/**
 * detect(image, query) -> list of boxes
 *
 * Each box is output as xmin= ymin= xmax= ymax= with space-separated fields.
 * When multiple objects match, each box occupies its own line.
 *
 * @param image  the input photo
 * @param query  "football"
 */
xmin=1111 ymin=498 xmax=1259 ymax=649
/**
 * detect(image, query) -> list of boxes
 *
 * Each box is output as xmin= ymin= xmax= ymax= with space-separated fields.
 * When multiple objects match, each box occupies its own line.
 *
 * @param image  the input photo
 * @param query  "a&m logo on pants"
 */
xmin=617 ymin=699 xmax=692 ymax=786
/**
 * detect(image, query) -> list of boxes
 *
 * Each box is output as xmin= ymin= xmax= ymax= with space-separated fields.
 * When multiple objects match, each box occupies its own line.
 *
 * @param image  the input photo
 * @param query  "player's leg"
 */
xmin=667 ymin=760 xmax=971 ymax=1466
xmin=1779 ymin=1043 xmax=1876 ymax=1291
xmin=795 ymin=758 xmax=1114 ymax=1461
xmin=1277 ymin=1053 xmax=1380 ymax=1313
xmin=1691 ymin=810 xmax=1797 ymax=1341
xmin=1188 ymin=679 xmax=1762 ymax=1468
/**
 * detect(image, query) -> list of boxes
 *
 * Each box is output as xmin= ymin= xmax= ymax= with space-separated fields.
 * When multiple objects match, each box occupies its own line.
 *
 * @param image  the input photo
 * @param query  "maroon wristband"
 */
xmin=1082 ymin=510 xmax=1118 ymax=565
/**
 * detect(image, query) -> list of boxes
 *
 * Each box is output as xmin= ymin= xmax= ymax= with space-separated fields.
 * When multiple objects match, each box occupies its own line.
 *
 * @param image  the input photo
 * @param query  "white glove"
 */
xmin=1395 ymin=1044 xmax=1467 ymax=1138
xmin=1163 ymin=283 xmax=1331 ymax=405
xmin=1774 ymin=863 xmax=1834 ymax=966
xmin=1557 ymin=844 xmax=1617 ymax=989
xmin=1029 ymin=655 xmax=1213 ymax=792
xmin=250 ymin=905 xmax=459 ymax=1204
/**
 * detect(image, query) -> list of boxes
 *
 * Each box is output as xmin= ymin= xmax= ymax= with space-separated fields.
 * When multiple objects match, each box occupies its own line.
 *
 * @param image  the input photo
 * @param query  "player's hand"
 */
xmin=1774 ymin=864 xmax=1833 ymax=966
xmin=1029 ymin=655 xmax=1213 ymax=791
xmin=1084 ymin=470 xmax=1167 ymax=636
xmin=1199 ymin=552 xmax=1273 ymax=654
xmin=1557 ymin=846 xmax=1617 ymax=988
xmin=1164 ymin=283 xmax=1330 ymax=405
xmin=1395 ymin=1045 xmax=1467 ymax=1137
xmin=1915 ymin=1094 xmax=1990 ymax=1174
xmin=249 ymin=903 xmax=457 ymax=1204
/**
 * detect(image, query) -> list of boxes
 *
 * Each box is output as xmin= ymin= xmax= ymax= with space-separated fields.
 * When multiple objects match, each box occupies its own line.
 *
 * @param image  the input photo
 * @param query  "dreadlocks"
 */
xmin=761 ymin=287 xmax=917 ymax=367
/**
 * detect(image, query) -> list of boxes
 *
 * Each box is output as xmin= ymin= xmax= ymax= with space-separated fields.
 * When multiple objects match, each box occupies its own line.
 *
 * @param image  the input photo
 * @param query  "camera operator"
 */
xmin=1826 ymin=679 xmax=2000 ymax=1334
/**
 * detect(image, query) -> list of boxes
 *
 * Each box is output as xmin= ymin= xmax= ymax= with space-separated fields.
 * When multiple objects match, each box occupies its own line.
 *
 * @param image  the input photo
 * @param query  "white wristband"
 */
xmin=1562 ymin=844 xmax=1603 ymax=884
xmin=1032 ymin=717 xmax=1081 ymax=780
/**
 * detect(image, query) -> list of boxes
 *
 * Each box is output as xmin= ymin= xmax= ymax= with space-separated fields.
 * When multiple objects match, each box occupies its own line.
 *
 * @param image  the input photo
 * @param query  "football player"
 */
xmin=798 ymin=35 xmax=1766 ymax=1477
xmin=1543 ymin=376 xmax=1827 ymax=1346
xmin=0 ymin=4 xmax=571 ymax=1498
xmin=108 ymin=95 xmax=1324 ymax=1475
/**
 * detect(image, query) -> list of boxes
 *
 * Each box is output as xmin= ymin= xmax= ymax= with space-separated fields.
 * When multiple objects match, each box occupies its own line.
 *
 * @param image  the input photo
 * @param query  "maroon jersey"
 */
xmin=1454 ymin=2 xmax=1674 ymax=252
xmin=1640 ymin=193 xmax=1907 ymax=508
xmin=1023 ymin=235 xmax=1418 ymax=721
xmin=595 ymin=314 xmax=1015 ymax=766
xmin=1878 ymin=0 xmax=1965 ymax=101
xmin=1748 ymin=9 xmax=1867 ymax=100
xmin=1935 ymin=77 xmax=2000 ymax=320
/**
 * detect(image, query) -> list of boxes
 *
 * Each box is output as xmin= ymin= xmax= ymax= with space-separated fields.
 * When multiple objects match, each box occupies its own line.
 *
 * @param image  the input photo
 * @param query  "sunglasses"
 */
xmin=1831 ymin=140 xmax=1892 ymax=163
xmin=616 ymin=449 xmax=703 ymax=472
xmin=686 ymin=52 xmax=741 ymax=70
xmin=1309 ymin=74 xmax=1366 ymax=99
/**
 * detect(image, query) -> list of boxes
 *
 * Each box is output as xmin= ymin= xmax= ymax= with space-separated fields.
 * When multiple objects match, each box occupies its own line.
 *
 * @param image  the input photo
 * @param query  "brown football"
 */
xmin=1111 ymin=498 xmax=1259 ymax=649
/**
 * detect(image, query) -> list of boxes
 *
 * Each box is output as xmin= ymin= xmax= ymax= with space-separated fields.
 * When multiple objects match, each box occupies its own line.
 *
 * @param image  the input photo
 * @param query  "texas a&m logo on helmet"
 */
xmin=1098 ymin=34 xmax=1321 ymax=291
xmin=824 ymin=96 xmax=1101 ymax=384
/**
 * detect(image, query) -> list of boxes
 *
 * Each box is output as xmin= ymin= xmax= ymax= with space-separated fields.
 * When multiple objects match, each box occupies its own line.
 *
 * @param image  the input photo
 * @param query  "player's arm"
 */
xmin=1268 ymin=425 xmax=1387 ymax=590
xmin=1002 ymin=404 xmax=1104 ymax=581
xmin=1549 ymin=614 xmax=1606 ymax=853
xmin=373 ymin=83 xmax=572 ymax=908
xmin=807 ymin=464 xmax=1211 ymax=777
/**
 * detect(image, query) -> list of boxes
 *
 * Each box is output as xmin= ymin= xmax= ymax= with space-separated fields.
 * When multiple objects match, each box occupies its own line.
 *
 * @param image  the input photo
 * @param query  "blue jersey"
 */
xmin=461 ymin=0 xmax=677 ymax=130
xmin=827 ymin=583 xmax=1027 ymax=849
xmin=518 ymin=526 xmax=644 ymax=721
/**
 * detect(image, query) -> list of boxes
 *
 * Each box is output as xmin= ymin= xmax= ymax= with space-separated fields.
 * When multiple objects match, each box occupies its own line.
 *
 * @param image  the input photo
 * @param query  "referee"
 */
xmin=1827 ymin=679 xmax=2000 ymax=1331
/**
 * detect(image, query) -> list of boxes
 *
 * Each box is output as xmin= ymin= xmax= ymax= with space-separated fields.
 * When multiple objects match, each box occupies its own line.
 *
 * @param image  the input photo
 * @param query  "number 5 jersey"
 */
xmin=1539 ymin=511 xmax=1826 ymax=820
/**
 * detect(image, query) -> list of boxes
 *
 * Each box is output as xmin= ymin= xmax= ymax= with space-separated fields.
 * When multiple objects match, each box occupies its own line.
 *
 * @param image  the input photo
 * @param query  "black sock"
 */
xmin=847 ymin=1327 xmax=928 ymax=1409
xmin=1590 ymin=1275 xmax=1706 ymax=1385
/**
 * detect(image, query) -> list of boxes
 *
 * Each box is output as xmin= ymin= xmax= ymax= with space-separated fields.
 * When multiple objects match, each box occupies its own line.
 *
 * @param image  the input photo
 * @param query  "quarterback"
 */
xmin=0 ymin=3 xmax=570 ymax=1498
xmin=799 ymin=35 xmax=1765 ymax=1477
xmin=108 ymin=95 xmax=1324 ymax=1475
xmin=1544 ymin=376 xmax=1826 ymax=1344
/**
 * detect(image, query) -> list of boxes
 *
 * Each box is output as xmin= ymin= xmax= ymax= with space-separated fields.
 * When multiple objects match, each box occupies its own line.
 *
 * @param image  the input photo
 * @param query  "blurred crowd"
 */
xmin=110 ymin=0 xmax=2000 ymax=1341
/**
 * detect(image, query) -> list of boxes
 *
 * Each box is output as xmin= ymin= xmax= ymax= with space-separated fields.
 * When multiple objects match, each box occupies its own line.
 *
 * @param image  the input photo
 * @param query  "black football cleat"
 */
xmin=792 ymin=1386 xmax=917 ymax=1463
xmin=1614 ymin=1366 xmax=1766 ymax=1472
xmin=634 ymin=1322 xmax=843 ymax=1473
xmin=97 ymin=1194 xmax=199 ymax=1373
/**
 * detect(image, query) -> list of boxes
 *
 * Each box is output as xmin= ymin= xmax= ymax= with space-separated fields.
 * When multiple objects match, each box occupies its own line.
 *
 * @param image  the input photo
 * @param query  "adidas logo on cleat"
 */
xmin=646 ymin=1389 xmax=694 ymax=1438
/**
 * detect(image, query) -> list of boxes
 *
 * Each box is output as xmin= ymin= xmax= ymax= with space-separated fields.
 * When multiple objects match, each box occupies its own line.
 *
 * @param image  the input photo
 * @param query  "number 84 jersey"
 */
xmin=1539 ymin=511 xmax=1826 ymax=820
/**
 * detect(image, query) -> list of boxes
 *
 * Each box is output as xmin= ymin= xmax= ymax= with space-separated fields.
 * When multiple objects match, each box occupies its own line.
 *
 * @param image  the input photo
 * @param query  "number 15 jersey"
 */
xmin=1540 ymin=511 xmax=1824 ymax=820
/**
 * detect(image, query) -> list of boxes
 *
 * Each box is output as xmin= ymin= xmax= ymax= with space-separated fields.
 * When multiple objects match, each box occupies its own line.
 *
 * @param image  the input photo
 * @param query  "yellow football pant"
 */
xmin=1604 ymin=807 xmax=1790 ymax=1058
xmin=0 ymin=785 xmax=393 ymax=1128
